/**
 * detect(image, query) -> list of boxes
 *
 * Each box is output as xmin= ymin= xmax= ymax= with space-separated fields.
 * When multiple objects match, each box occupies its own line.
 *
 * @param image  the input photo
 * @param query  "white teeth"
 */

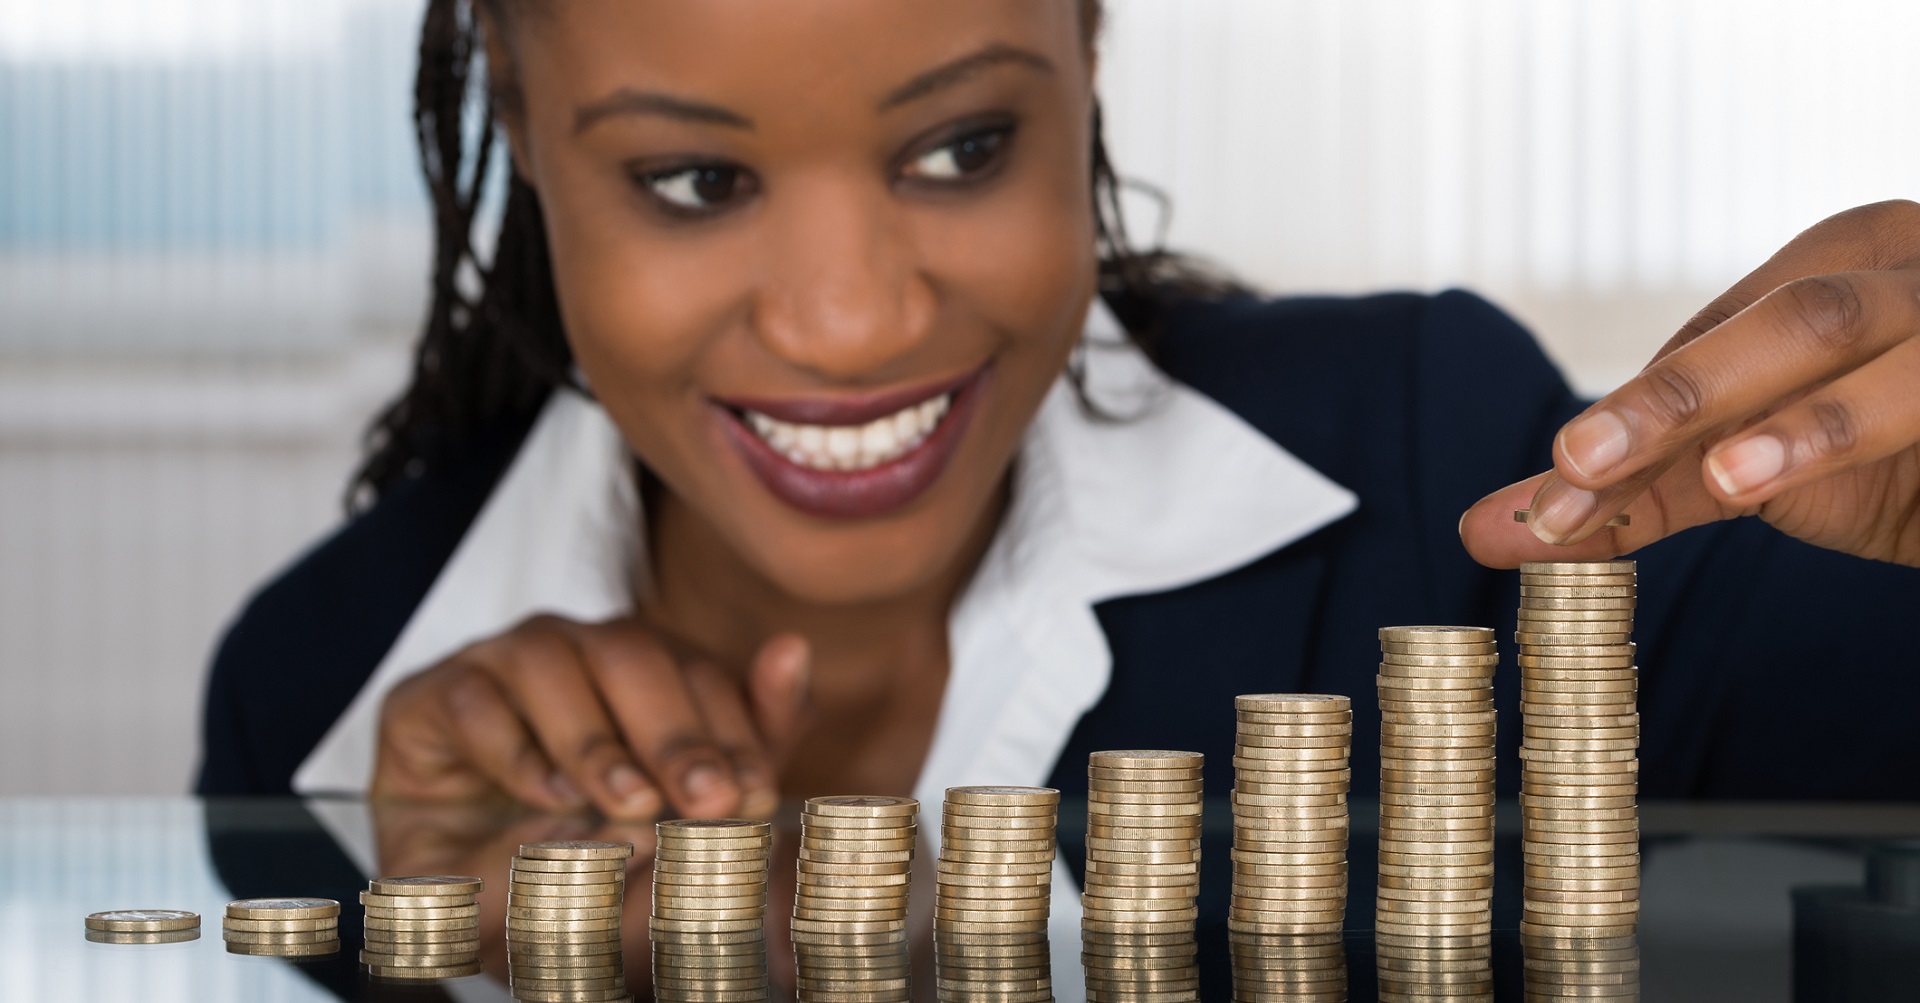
xmin=743 ymin=392 xmax=953 ymax=471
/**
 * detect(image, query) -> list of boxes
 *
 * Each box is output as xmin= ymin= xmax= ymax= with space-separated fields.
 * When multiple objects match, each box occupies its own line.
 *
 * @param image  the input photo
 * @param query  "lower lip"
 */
xmin=715 ymin=369 xmax=989 ymax=520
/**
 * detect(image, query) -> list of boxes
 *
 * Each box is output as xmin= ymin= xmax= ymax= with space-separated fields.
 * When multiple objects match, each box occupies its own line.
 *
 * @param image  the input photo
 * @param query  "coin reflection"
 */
xmin=1374 ymin=937 xmax=1493 ymax=1002
xmin=936 ymin=930 xmax=1053 ymax=1002
xmin=655 ymin=933 xmax=769 ymax=1002
xmin=1521 ymin=933 xmax=1639 ymax=1002
xmin=794 ymin=929 xmax=911 ymax=1002
xmin=1228 ymin=931 xmax=1346 ymax=1002
xmin=1082 ymin=930 xmax=1200 ymax=1002
xmin=86 ymin=929 xmax=201 ymax=946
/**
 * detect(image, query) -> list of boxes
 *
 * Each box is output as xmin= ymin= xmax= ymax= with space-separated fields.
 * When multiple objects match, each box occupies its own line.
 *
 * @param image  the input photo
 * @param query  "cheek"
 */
xmin=535 ymin=164 xmax=750 ymax=408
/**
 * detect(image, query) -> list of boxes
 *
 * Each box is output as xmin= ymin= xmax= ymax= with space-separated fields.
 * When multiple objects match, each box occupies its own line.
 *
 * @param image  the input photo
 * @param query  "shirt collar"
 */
xmin=293 ymin=298 xmax=1357 ymax=802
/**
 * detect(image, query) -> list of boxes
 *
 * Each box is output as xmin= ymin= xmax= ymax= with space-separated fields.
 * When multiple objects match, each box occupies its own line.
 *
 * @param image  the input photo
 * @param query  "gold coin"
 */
xmin=943 ymin=785 xmax=1059 ymax=806
xmin=360 ymin=947 xmax=481 ymax=966
xmin=1235 ymin=694 xmax=1352 ymax=713
xmin=366 ymin=927 xmax=482 ymax=945
xmin=1520 ymin=560 xmax=1636 ymax=575
xmin=511 ymin=857 xmax=629 ymax=874
xmin=514 ymin=869 xmax=629 ymax=886
xmin=85 ymin=910 xmax=200 ymax=933
xmin=519 ymin=840 xmax=636 ymax=861
xmin=363 ymin=961 xmax=483 ymax=979
xmin=364 ymin=904 xmax=480 ymax=921
xmin=507 ymin=903 xmax=622 ymax=921
xmin=1377 ymin=626 xmax=1496 ymax=644
xmin=804 ymin=795 xmax=920 ymax=818
xmin=655 ymin=846 xmax=772 ymax=863
xmin=85 ymin=927 xmax=203 ymax=945
xmin=1088 ymin=750 xmax=1205 ymax=771
xmin=224 ymin=937 xmax=340 ymax=956
xmin=1515 ymin=631 xmax=1634 ymax=646
xmin=221 ymin=928 xmax=341 ymax=944
xmin=220 ymin=916 xmax=337 ymax=933
xmin=659 ymin=818 xmax=772 ymax=838
xmin=369 ymin=875 xmax=484 ymax=897
xmin=361 ymin=891 xmax=475 ymax=909
xmin=1376 ymin=675 xmax=1496 ymax=693
xmin=363 ymin=916 xmax=480 ymax=932
xmin=225 ymin=898 xmax=340 ymax=921
xmin=508 ymin=925 xmax=623 ymax=942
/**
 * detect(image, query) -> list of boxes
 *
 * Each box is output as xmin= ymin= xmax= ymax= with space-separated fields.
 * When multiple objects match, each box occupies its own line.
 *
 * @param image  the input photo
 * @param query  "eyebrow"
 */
xmin=574 ymin=90 xmax=754 ymax=135
xmin=571 ymin=42 xmax=1056 ymax=136
xmin=880 ymin=43 xmax=1056 ymax=111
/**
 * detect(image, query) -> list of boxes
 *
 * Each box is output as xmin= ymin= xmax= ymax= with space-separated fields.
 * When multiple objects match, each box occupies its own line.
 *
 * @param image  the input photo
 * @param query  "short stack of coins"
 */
xmin=84 ymin=909 xmax=200 ymax=945
xmin=507 ymin=841 xmax=632 ymax=1002
xmin=1515 ymin=560 xmax=1641 ymax=938
xmin=1081 ymin=750 xmax=1204 ymax=1003
xmin=935 ymin=785 xmax=1059 ymax=1003
xmin=1521 ymin=933 xmax=1640 ymax=1000
xmin=651 ymin=819 xmax=772 ymax=1003
xmin=791 ymin=795 xmax=919 ymax=1003
xmin=1376 ymin=626 xmax=1498 ymax=944
xmin=361 ymin=876 xmax=481 ymax=979
xmin=1227 ymin=932 xmax=1348 ymax=1003
xmin=1229 ymin=693 xmax=1352 ymax=937
xmin=223 ymin=897 xmax=340 ymax=957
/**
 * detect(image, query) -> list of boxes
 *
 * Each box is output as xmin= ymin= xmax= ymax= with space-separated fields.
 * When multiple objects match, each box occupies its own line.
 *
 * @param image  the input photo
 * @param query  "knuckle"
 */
xmin=1778 ymin=275 xmax=1866 ymax=352
xmin=1639 ymin=364 xmax=1710 ymax=431
xmin=1806 ymin=397 xmax=1862 ymax=459
xmin=1676 ymin=292 xmax=1754 ymax=344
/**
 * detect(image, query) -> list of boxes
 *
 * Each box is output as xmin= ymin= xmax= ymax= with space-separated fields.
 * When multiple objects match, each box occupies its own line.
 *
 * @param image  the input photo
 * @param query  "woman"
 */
xmin=199 ymin=0 xmax=1920 ymax=818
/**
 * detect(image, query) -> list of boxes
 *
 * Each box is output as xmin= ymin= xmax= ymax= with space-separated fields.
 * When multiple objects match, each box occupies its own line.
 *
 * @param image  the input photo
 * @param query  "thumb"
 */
xmin=747 ymin=633 xmax=811 ymax=755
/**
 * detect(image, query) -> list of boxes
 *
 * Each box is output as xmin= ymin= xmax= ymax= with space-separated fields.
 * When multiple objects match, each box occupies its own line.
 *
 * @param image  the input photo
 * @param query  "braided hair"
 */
xmin=350 ymin=0 xmax=1238 ymax=509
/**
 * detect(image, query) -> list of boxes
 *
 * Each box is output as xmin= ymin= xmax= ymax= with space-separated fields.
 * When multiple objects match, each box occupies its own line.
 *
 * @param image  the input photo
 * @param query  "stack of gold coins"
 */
xmin=1521 ymin=932 xmax=1640 ymax=1000
xmin=360 ymin=876 xmax=481 ymax=979
xmin=1230 ymin=694 xmax=1352 ymax=936
xmin=83 ymin=909 xmax=200 ymax=945
xmin=935 ymin=786 xmax=1058 ymax=1002
xmin=507 ymin=841 xmax=633 ymax=1001
xmin=1376 ymin=626 xmax=1498 ymax=944
xmin=1227 ymin=931 xmax=1347 ymax=1002
xmin=1376 ymin=938 xmax=1493 ymax=1002
xmin=222 ymin=898 xmax=340 ymax=957
xmin=1515 ymin=560 xmax=1640 ymax=939
xmin=651 ymin=819 xmax=771 ymax=1003
xmin=1081 ymin=750 xmax=1204 ymax=1003
xmin=792 ymin=796 xmax=919 ymax=1003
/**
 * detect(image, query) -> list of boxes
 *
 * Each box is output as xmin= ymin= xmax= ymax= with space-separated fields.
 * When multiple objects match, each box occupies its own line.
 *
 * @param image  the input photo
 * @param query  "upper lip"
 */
xmin=713 ymin=364 xmax=984 ymax=427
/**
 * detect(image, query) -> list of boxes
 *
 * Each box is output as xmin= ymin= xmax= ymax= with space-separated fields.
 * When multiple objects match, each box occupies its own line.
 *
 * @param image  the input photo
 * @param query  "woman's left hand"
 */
xmin=1462 ymin=199 xmax=1920 ymax=569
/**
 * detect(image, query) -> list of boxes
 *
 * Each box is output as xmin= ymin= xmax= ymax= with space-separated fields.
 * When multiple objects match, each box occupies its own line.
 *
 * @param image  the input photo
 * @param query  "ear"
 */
xmin=474 ymin=4 xmax=534 ymax=181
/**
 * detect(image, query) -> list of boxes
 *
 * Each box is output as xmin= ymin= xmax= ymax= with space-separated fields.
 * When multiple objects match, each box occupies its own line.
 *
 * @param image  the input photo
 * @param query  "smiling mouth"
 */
xmin=713 ymin=365 xmax=989 ymax=520
xmin=741 ymin=393 xmax=954 ymax=472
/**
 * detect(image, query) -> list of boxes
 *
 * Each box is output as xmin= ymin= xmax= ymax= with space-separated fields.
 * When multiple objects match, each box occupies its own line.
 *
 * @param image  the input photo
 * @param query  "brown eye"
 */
xmin=643 ymin=165 xmax=745 ymax=211
xmin=906 ymin=127 xmax=1010 ymax=181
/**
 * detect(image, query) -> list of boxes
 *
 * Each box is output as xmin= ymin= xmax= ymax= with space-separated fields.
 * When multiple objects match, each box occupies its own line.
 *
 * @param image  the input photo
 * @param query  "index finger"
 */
xmin=1536 ymin=270 xmax=1919 ymax=547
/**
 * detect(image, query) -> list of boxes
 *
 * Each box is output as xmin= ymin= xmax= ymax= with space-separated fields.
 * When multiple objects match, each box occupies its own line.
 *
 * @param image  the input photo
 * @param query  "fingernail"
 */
xmin=548 ymin=772 xmax=585 ymax=807
xmin=681 ymin=763 xmax=730 ymax=806
xmin=1560 ymin=411 xmax=1632 ymax=480
xmin=607 ymin=764 xmax=646 ymax=799
xmin=1530 ymin=483 xmax=1598 ymax=545
xmin=1707 ymin=434 xmax=1786 ymax=496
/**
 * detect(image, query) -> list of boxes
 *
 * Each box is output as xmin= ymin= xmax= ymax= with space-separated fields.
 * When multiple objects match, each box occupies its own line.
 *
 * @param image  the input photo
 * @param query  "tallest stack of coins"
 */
xmin=1375 ymin=627 xmax=1498 ymax=947
xmin=1515 ymin=560 xmax=1641 ymax=939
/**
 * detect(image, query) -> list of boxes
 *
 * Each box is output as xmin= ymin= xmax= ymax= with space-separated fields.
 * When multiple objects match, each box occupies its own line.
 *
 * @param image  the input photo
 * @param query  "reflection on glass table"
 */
xmin=3 ymin=797 xmax=1919 ymax=1001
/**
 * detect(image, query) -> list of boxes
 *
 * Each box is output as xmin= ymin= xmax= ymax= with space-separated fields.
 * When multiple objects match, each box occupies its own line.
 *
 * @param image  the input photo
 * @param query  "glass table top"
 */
xmin=3 ymin=796 xmax=1918 ymax=1002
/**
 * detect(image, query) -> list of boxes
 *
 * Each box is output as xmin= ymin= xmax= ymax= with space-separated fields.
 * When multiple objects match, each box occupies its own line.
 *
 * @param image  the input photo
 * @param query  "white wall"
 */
xmin=2 ymin=0 xmax=1917 ymax=794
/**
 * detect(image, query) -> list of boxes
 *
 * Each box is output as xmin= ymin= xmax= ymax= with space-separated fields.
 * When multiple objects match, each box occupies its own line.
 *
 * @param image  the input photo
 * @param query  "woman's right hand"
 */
xmin=370 ymin=615 xmax=810 ymax=821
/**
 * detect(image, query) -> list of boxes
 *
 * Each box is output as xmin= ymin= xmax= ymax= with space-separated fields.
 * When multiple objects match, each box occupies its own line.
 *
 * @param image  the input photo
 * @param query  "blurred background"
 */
xmin=2 ymin=0 xmax=1917 ymax=797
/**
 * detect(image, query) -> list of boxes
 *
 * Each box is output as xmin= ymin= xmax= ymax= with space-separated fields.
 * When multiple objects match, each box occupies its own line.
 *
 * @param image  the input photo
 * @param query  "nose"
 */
xmin=750 ymin=172 xmax=936 ymax=382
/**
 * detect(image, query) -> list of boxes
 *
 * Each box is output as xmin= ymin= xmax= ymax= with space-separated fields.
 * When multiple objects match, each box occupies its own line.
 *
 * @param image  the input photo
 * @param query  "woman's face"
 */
xmin=493 ymin=0 xmax=1097 ymax=605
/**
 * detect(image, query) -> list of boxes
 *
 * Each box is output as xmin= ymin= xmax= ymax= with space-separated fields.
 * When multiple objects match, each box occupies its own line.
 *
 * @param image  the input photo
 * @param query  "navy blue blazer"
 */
xmin=198 ymin=291 xmax=1920 ymax=801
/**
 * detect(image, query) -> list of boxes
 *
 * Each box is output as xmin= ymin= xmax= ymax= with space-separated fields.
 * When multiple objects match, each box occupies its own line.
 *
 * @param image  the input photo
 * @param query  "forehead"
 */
xmin=505 ymin=0 xmax=1085 ymax=112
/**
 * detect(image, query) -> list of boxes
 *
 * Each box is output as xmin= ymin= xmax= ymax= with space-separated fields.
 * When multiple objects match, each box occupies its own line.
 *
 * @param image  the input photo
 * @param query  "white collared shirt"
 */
xmin=292 ymin=299 xmax=1357 ymax=992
